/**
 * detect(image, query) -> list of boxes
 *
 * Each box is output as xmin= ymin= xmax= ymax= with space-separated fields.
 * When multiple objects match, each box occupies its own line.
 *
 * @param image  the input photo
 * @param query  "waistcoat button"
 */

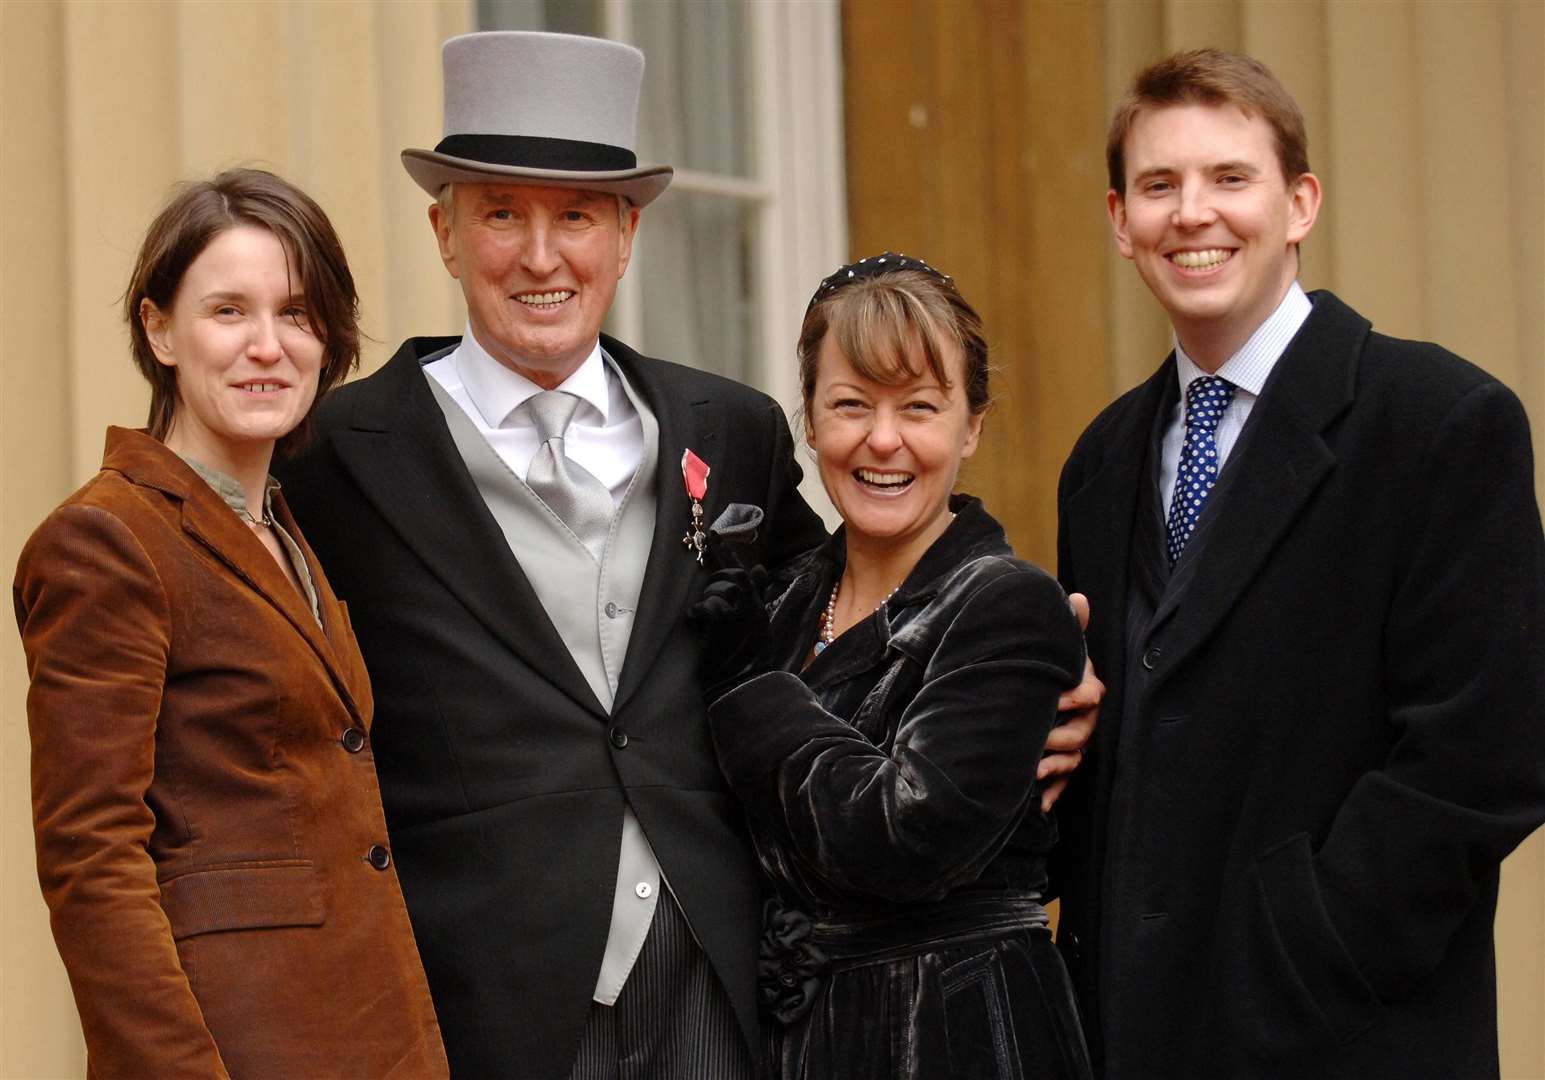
xmin=366 ymin=845 xmax=391 ymax=871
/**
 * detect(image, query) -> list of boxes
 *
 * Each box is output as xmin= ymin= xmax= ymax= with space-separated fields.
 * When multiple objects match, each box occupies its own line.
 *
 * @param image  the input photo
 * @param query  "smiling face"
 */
xmin=430 ymin=183 xmax=638 ymax=388
xmin=141 ymin=225 xmax=323 ymax=474
xmin=1108 ymin=102 xmax=1320 ymax=369
xmin=807 ymin=330 xmax=983 ymax=560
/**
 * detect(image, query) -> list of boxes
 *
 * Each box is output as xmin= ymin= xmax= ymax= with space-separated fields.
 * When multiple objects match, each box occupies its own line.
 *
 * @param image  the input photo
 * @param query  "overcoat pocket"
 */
xmin=1214 ymin=833 xmax=1382 ymax=1064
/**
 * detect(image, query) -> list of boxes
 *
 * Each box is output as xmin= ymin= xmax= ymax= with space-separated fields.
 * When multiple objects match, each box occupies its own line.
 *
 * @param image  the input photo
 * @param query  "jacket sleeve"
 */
xmin=14 ymin=504 xmax=231 ymax=1079
xmin=710 ymin=567 xmax=1084 ymax=902
xmin=1299 ymin=379 xmax=1545 ymax=1005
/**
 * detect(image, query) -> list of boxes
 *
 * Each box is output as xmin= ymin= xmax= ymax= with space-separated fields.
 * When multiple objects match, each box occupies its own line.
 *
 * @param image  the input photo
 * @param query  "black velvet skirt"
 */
xmin=761 ymin=893 xmax=1092 ymax=1080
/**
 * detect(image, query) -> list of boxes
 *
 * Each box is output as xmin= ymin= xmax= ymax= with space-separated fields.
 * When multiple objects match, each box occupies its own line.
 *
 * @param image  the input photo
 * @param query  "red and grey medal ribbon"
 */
xmin=681 ymin=449 xmax=710 ymax=564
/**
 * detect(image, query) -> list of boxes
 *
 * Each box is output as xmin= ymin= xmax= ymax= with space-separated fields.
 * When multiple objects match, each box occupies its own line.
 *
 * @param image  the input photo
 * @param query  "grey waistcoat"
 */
xmin=426 ymin=362 xmax=664 ymax=1004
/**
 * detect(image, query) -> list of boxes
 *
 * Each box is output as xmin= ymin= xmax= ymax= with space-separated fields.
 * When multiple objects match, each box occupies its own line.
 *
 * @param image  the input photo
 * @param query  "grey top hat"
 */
xmin=402 ymin=32 xmax=673 ymax=207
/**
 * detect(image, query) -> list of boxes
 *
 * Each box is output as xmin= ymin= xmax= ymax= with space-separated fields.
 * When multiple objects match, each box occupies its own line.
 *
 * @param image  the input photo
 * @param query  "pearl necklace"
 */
xmin=815 ymin=577 xmax=899 ymax=654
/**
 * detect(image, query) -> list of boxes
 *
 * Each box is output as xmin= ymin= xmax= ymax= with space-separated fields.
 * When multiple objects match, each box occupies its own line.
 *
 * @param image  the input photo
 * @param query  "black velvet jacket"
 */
xmin=712 ymin=495 xmax=1085 ymax=909
xmin=710 ymin=496 xmax=1092 ymax=1079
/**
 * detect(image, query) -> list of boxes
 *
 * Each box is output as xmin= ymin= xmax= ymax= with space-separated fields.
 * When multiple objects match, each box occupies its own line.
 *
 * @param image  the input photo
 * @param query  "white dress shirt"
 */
xmin=1159 ymin=282 xmax=1313 ymax=519
xmin=425 ymin=327 xmax=644 ymax=502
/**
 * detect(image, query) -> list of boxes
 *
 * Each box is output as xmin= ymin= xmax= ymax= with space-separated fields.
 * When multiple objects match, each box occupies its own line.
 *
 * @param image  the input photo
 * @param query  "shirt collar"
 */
xmin=1174 ymin=280 xmax=1312 ymax=398
xmin=455 ymin=327 xmax=610 ymax=429
xmin=180 ymin=455 xmax=279 ymax=525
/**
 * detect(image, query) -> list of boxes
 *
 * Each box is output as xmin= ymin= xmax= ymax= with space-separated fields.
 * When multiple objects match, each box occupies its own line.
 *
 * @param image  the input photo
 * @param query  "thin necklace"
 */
xmin=816 ymin=576 xmax=899 ymax=654
xmin=236 ymin=504 xmax=275 ymax=529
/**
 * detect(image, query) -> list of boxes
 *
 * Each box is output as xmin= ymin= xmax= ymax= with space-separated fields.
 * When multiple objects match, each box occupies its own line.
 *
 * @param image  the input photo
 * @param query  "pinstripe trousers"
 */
xmin=568 ymin=889 xmax=758 ymax=1080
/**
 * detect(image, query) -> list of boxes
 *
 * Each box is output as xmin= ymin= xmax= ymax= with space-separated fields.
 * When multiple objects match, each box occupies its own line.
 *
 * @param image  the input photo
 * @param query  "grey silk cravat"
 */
xmin=524 ymin=390 xmax=613 ymax=561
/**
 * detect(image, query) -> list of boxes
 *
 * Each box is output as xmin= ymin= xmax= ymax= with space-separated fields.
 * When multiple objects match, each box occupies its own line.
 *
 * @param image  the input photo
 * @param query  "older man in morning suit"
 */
xmin=281 ymin=30 xmax=1100 ymax=1079
xmin=1053 ymin=49 xmax=1545 ymax=1079
xmin=278 ymin=31 xmax=826 ymax=1079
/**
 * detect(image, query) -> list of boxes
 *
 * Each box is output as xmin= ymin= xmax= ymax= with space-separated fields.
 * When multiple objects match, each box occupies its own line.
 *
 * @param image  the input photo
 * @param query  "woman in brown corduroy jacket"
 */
xmin=13 ymin=169 xmax=449 ymax=1079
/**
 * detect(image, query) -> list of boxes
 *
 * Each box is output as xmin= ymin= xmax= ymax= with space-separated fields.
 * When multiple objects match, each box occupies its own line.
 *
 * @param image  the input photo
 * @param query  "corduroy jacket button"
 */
xmin=367 ymin=845 xmax=392 ymax=870
xmin=1142 ymin=646 xmax=1162 ymax=670
xmin=341 ymin=727 xmax=366 ymax=753
xmin=609 ymin=727 xmax=628 ymax=749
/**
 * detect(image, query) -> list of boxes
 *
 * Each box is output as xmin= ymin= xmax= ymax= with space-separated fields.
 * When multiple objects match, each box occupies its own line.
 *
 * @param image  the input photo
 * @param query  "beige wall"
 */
xmin=1 ymin=2 xmax=471 ymax=1075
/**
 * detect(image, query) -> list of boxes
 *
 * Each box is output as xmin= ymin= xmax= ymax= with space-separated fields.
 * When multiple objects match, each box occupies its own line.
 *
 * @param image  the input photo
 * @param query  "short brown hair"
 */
xmin=1106 ymin=48 xmax=1309 ymax=194
xmin=797 ymin=268 xmax=990 ymax=429
xmin=124 ymin=168 xmax=359 ymax=455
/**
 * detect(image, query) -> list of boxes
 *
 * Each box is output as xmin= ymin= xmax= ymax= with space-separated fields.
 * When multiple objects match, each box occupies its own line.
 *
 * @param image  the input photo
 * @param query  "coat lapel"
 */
xmin=265 ymin=495 xmax=373 ymax=720
xmin=1148 ymin=293 xmax=1364 ymax=686
xmin=103 ymin=430 xmax=367 ymax=724
xmin=610 ymin=340 xmax=713 ymax=712
xmin=1063 ymin=365 xmax=1170 ymax=756
xmin=328 ymin=339 xmax=604 ymax=718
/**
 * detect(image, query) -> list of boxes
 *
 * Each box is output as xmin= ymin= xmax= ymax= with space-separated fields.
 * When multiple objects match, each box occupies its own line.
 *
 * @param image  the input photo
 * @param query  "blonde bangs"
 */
xmin=825 ymin=274 xmax=961 ymax=393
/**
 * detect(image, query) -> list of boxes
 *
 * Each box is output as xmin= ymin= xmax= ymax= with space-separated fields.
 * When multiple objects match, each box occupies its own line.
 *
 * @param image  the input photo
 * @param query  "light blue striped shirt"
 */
xmin=1160 ymin=282 xmax=1313 ymax=519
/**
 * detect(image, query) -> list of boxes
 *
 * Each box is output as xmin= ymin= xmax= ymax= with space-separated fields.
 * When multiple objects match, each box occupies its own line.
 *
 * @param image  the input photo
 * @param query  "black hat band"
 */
xmin=433 ymin=133 xmax=638 ymax=173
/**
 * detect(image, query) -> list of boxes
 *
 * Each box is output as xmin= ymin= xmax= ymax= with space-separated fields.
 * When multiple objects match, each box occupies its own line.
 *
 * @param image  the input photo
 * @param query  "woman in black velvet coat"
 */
xmin=695 ymin=255 xmax=1094 ymax=1079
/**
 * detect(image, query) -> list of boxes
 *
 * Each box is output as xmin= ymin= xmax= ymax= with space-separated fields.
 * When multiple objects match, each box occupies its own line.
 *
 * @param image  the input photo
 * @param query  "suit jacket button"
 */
xmin=609 ymin=727 xmax=628 ymax=749
xmin=1142 ymin=646 xmax=1162 ymax=670
xmin=367 ymin=844 xmax=391 ymax=870
xmin=341 ymin=727 xmax=366 ymax=753
xmin=605 ymin=601 xmax=620 ymax=618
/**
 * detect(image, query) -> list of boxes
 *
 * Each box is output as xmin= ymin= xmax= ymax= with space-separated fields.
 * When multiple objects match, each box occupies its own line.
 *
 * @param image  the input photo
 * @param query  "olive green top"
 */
xmin=181 ymin=456 xmax=321 ymax=625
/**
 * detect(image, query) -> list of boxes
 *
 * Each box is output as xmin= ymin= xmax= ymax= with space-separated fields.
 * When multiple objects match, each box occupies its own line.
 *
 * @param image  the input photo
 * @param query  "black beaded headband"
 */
xmin=805 ymin=251 xmax=955 ymax=313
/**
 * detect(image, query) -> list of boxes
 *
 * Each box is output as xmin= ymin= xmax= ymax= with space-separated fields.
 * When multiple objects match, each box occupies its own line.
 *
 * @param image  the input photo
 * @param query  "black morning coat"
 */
xmin=1053 ymin=291 xmax=1545 ymax=1078
xmin=278 ymin=335 xmax=827 ymax=1079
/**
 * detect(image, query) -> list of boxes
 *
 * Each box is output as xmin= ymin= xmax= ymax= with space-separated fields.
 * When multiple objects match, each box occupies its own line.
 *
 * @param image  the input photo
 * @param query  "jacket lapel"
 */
xmin=610 ymin=340 xmax=713 ymax=711
xmin=1148 ymin=293 xmax=1364 ymax=686
xmin=328 ymin=339 xmax=604 ymax=718
xmin=271 ymin=495 xmax=374 ymax=721
xmin=105 ymin=429 xmax=367 ymax=723
xmin=1063 ymin=365 xmax=1170 ymax=756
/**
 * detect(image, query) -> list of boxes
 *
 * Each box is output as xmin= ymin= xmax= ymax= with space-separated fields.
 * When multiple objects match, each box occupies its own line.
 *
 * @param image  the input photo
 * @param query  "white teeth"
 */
xmin=240 ymin=382 xmax=282 ymax=392
xmin=1171 ymin=249 xmax=1231 ymax=270
xmin=516 ymin=290 xmax=574 ymax=306
xmin=856 ymin=468 xmax=913 ymax=487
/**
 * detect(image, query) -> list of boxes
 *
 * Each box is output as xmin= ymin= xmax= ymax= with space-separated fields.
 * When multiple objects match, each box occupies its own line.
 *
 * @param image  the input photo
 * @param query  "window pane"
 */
xmin=476 ymin=0 xmax=601 ymax=35
xmin=629 ymin=0 xmax=757 ymax=380
xmin=632 ymin=0 xmax=751 ymax=179
xmin=627 ymin=191 xmax=758 ymax=385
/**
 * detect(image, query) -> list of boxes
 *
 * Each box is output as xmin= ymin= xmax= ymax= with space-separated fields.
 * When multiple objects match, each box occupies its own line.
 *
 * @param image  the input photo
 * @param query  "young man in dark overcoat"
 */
xmin=1054 ymin=47 xmax=1545 ymax=1080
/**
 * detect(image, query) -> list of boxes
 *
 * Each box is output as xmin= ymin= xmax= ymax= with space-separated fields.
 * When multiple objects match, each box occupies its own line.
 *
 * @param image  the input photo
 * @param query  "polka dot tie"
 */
xmin=1165 ymin=375 xmax=1236 ymax=565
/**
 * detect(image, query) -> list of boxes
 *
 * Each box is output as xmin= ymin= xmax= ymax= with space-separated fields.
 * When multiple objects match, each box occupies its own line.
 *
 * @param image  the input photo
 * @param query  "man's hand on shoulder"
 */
xmin=1039 ymin=592 xmax=1103 ymax=813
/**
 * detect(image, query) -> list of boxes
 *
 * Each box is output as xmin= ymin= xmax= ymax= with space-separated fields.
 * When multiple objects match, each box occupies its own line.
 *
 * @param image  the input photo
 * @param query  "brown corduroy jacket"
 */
xmin=13 ymin=427 xmax=449 ymax=1080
